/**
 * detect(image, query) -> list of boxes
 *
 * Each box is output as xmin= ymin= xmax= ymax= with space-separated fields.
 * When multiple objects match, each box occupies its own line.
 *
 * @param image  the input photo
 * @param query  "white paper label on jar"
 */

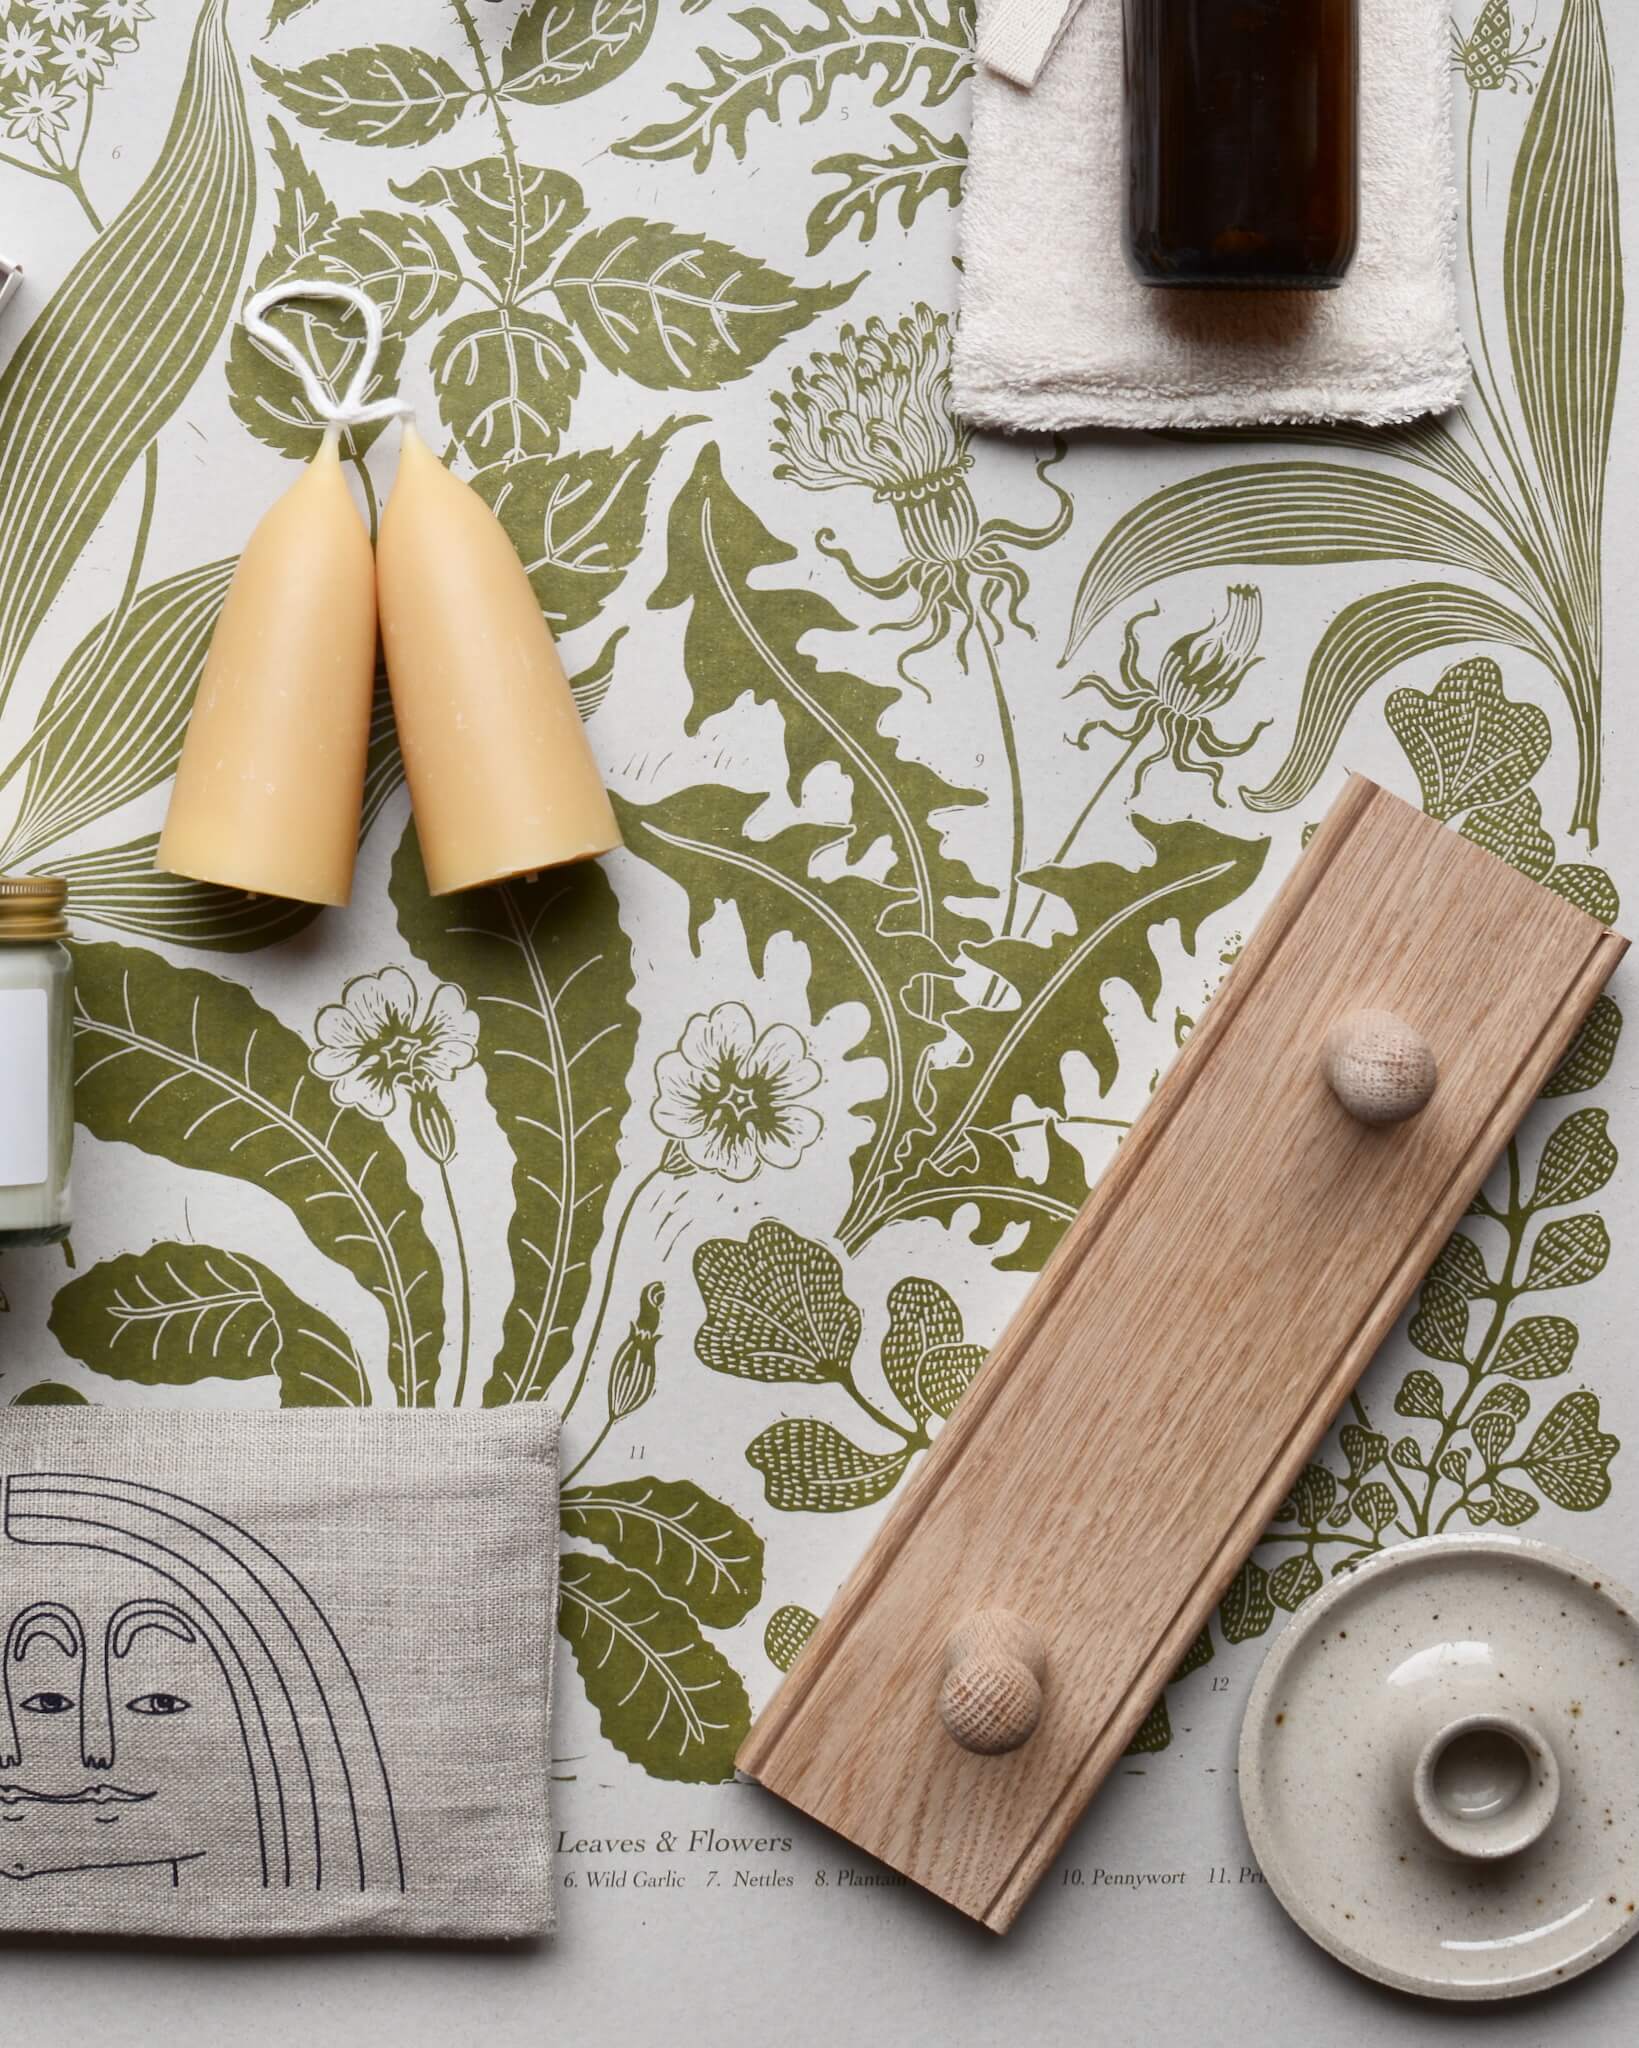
xmin=0 ymin=987 xmax=49 ymax=1187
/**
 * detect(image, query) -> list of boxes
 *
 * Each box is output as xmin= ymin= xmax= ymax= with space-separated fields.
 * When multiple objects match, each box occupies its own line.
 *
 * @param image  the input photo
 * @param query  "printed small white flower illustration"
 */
xmin=49 ymin=20 xmax=108 ymax=84
xmin=32 ymin=0 xmax=85 ymax=28
xmin=309 ymin=966 xmax=479 ymax=1120
xmin=4 ymin=78 xmax=71 ymax=140
xmin=652 ymin=1003 xmax=823 ymax=1181
xmin=95 ymin=0 xmax=149 ymax=36
xmin=0 ymin=22 xmax=45 ymax=80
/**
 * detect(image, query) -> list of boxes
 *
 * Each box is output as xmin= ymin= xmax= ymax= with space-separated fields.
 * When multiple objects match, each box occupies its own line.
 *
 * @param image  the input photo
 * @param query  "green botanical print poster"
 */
xmin=0 ymin=7 xmax=1633 ymax=2025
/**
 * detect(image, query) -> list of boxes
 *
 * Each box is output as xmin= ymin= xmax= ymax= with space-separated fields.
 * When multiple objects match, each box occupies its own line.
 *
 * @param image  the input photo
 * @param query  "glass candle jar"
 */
xmin=1123 ymin=0 xmax=1359 ymax=289
xmin=0 ymin=876 xmax=74 ymax=1247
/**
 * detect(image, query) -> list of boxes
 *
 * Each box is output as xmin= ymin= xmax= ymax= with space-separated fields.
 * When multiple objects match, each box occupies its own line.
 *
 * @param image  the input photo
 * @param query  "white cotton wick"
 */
xmin=241 ymin=278 xmax=414 ymax=432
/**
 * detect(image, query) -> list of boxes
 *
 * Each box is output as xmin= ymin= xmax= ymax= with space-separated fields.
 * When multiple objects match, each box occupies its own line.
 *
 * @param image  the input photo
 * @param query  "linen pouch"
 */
xmin=0 ymin=1407 xmax=557 ymax=1940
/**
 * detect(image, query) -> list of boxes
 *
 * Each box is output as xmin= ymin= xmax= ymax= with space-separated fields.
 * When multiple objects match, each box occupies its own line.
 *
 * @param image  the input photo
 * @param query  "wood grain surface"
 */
xmin=736 ymin=776 xmax=1627 ymax=1932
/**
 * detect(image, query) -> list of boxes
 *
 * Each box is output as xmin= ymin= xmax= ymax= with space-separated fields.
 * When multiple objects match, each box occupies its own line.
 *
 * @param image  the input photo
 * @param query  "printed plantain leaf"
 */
xmin=561 ymin=1477 xmax=763 ymax=1628
xmin=1492 ymin=1316 xmax=1577 ymax=1381
xmin=430 ymin=308 xmax=584 ymax=466
xmin=390 ymin=159 xmax=587 ymax=300
xmin=807 ymin=115 xmax=966 ymax=255
xmin=71 ymin=942 xmax=442 ymax=1404
xmin=1219 ymin=1559 xmax=1275 ymax=1642
xmin=389 ymin=828 xmax=636 ymax=1407
xmin=558 ymin=1551 xmax=748 ymax=1782
xmin=1462 ymin=788 xmax=1556 ymax=881
xmin=0 ymin=561 xmax=232 ymax=870
xmin=1542 ymin=994 xmax=1621 ymax=1097
xmin=764 ymin=1603 xmax=818 ymax=1672
xmin=694 ymin=1221 xmax=861 ymax=1384
xmin=879 ymin=1276 xmax=985 ymax=1423
xmin=1242 ymin=589 xmax=1563 ymax=817
xmin=1530 ymin=1108 xmax=1617 ymax=1210
xmin=550 ymin=220 xmax=858 ymax=390
xmin=1504 ymin=0 xmax=1622 ymax=646
xmin=617 ymin=0 xmax=974 ymax=169
xmin=1521 ymin=1214 xmax=1609 ymax=1291
xmin=54 ymin=838 xmax=321 ymax=953
xmin=879 ymin=817 xmax=1267 ymax=1265
xmin=747 ymin=1417 xmax=912 ymax=1513
xmin=567 ymin=627 xmax=625 ymax=720
xmin=50 ymin=1242 xmax=368 ymax=1406
xmin=1062 ymin=467 xmax=1530 ymax=669
xmin=0 ymin=0 xmax=253 ymax=719
xmin=480 ymin=417 xmax=699 ymax=633
xmin=1382 ymin=658 xmax=1551 ymax=821
xmin=1516 ymin=1390 xmax=1619 ymax=1511
xmin=253 ymin=45 xmax=476 ymax=146
xmin=501 ymin=0 xmax=658 ymax=105
xmin=228 ymin=122 xmax=403 ymax=460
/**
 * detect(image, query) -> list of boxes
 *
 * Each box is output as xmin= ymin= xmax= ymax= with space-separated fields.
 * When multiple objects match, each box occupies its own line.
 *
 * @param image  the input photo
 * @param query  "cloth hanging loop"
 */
xmin=241 ymin=278 xmax=414 ymax=432
xmin=979 ymin=0 xmax=1088 ymax=87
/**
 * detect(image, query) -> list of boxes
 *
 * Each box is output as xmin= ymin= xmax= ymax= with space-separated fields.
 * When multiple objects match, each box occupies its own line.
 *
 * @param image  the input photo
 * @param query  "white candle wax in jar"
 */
xmin=0 ymin=876 xmax=73 ymax=1247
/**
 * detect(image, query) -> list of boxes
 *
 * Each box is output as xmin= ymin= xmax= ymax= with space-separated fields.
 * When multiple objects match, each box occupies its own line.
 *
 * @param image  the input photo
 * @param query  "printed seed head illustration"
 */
xmin=1 ymin=1472 xmax=402 ymax=1893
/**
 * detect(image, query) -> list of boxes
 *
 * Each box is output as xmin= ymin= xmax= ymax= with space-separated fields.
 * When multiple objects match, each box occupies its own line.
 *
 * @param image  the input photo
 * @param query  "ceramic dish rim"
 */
xmin=1237 ymin=1532 xmax=1639 ymax=2004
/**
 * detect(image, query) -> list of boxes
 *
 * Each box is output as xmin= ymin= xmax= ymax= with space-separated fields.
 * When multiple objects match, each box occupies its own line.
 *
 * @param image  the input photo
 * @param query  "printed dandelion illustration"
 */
xmin=773 ymin=306 xmax=1069 ymax=680
xmin=1068 ymin=585 xmax=1271 ymax=809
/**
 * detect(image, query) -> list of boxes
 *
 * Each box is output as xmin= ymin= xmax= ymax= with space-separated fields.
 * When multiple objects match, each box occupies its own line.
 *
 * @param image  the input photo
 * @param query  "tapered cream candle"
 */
xmin=376 ymin=424 xmax=621 ymax=895
xmin=159 ymin=431 xmax=376 ymax=905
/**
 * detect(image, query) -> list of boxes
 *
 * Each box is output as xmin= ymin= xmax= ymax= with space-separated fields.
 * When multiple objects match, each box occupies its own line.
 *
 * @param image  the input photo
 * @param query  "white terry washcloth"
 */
xmin=954 ymin=0 xmax=1471 ymax=431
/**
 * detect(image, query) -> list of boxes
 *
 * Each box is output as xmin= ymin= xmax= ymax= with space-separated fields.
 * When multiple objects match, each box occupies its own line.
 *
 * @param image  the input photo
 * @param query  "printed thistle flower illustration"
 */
xmin=309 ymin=967 xmax=479 ymax=1164
xmin=651 ymin=1003 xmax=822 ymax=1182
xmin=1451 ymin=0 xmax=1543 ymax=94
xmin=1067 ymin=585 xmax=1271 ymax=805
xmin=771 ymin=305 xmax=1069 ymax=678
xmin=607 ymin=1282 xmax=664 ymax=1425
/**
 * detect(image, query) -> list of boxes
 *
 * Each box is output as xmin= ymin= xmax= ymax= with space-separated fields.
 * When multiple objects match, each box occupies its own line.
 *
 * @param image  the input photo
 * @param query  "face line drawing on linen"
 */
xmin=1 ymin=1473 xmax=405 ymax=1894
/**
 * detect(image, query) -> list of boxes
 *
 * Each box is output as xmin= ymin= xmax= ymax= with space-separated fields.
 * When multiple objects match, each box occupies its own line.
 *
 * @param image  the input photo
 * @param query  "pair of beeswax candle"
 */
xmin=161 ymin=424 xmax=620 ymax=903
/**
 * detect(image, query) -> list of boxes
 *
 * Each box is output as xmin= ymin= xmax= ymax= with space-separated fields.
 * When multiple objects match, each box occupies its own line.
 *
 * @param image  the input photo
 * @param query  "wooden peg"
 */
xmin=939 ymin=1610 xmax=1046 ymax=1755
xmin=1324 ymin=1008 xmax=1437 ymax=1124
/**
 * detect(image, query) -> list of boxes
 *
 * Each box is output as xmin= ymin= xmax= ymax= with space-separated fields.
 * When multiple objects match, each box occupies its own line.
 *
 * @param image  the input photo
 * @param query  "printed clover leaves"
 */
xmin=694 ymin=1221 xmax=986 ymax=1512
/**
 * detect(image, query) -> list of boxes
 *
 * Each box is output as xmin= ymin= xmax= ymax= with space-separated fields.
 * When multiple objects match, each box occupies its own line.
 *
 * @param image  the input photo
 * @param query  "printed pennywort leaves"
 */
xmin=695 ymin=1222 xmax=861 ymax=1385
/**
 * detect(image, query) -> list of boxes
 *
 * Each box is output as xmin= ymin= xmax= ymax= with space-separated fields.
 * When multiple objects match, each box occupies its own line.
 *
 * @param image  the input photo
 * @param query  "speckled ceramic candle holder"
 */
xmin=1239 ymin=1535 xmax=1639 ymax=2001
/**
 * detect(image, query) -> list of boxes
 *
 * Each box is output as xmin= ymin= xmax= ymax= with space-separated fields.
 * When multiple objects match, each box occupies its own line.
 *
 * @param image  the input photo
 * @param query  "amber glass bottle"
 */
xmin=1123 ymin=0 xmax=1359 ymax=289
